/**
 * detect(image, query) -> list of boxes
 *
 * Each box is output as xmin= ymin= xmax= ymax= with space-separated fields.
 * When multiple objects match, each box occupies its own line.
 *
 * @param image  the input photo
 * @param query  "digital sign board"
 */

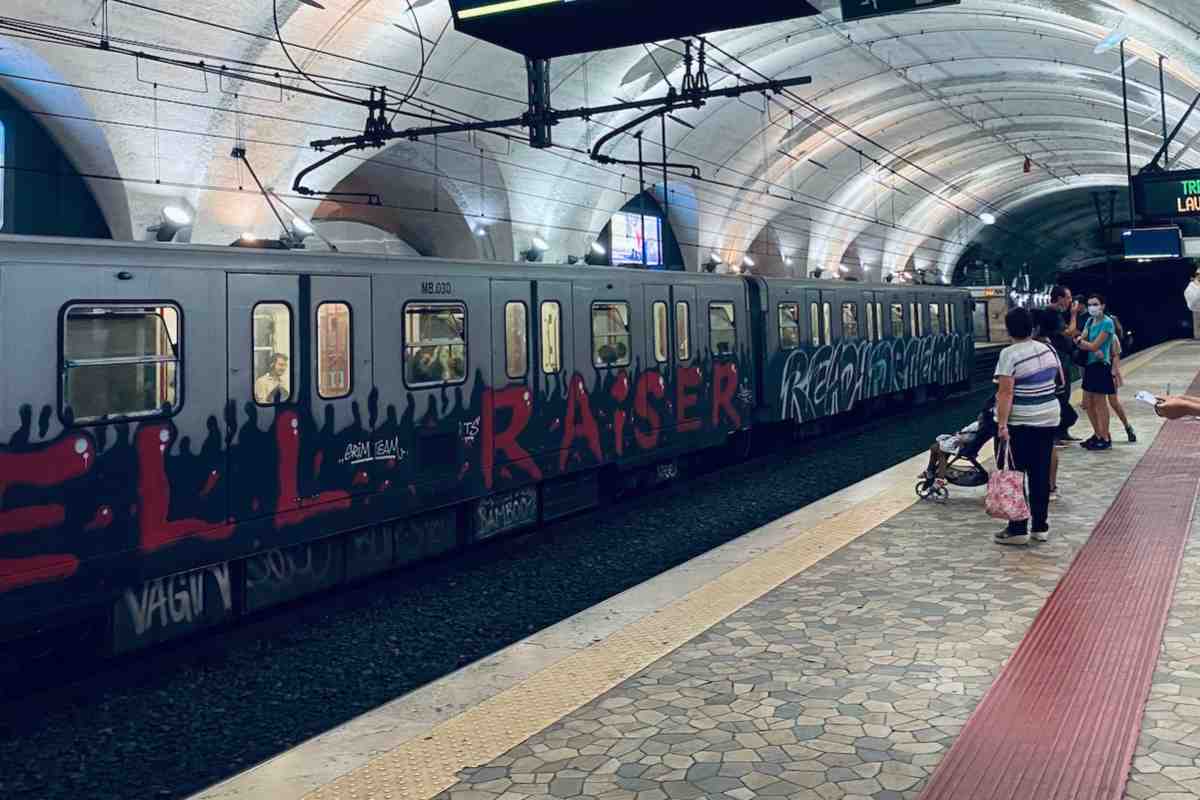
xmin=1122 ymin=226 xmax=1182 ymax=260
xmin=1134 ymin=169 xmax=1200 ymax=220
xmin=840 ymin=0 xmax=961 ymax=22
xmin=448 ymin=0 xmax=821 ymax=59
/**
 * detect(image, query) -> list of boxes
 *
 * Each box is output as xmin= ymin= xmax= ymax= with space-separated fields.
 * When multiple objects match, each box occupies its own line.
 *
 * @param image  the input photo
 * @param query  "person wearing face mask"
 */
xmin=1157 ymin=269 xmax=1200 ymax=420
xmin=1075 ymin=293 xmax=1116 ymax=450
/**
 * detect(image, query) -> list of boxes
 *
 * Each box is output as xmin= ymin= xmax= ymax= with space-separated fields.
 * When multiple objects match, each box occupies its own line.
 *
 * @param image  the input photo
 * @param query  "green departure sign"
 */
xmin=840 ymin=0 xmax=961 ymax=22
xmin=1134 ymin=169 xmax=1200 ymax=220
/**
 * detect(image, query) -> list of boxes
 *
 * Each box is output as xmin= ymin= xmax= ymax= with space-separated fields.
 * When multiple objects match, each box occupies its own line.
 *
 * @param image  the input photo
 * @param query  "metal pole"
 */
xmin=637 ymin=132 xmax=647 ymax=267
xmin=1121 ymin=40 xmax=1136 ymax=222
xmin=661 ymin=113 xmax=670 ymax=268
xmin=1159 ymin=54 xmax=1170 ymax=168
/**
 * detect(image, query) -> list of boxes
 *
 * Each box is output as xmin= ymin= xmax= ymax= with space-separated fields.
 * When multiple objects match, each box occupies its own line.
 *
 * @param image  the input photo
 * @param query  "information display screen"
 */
xmin=447 ymin=0 xmax=820 ymax=59
xmin=611 ymin=213 xmax=662 ymax=266
xmin=1135 ymin=169 xmax=1200 ymax=220
xmin=1122 ymin=226 xmax=1182 ymax=260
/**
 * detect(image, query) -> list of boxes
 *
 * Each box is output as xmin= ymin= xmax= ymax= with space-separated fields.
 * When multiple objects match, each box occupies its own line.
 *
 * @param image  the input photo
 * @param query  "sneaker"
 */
xmin=1126 ymin=426 xmax=1137 ymax=443
xmin=1093 ymin=439 xmax=1113 ymax=451
xmin=1078 ymin=435 xmax=1098 ymax=448
xmin=994 ymin=530 xmax=1030 ymax=546
xmin=1032 ymin=527 xmax=1050 ymax=543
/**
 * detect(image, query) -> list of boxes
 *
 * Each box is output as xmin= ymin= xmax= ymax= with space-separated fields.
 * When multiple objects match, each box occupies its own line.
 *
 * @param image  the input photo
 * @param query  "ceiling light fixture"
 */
xmin=980 ymin=212 xmax=996 ymax=225
xmin=591 ymin=242 xmax=606 ymax=255
xmin=743 ymin=255 xmax=755 ymax=267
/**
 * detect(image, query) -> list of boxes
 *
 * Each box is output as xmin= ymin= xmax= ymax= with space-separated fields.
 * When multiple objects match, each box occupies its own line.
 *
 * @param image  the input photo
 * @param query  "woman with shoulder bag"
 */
xmin=992 ymin=308 xmax=1062 ymax=546
xmin=1074 ymin=293 xmax=1117 ymax=450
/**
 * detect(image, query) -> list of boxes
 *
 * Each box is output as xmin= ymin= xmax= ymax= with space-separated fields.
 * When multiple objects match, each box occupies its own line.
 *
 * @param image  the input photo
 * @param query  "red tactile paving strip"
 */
xmin=920 ymin=387 xmax=1200 ymax=800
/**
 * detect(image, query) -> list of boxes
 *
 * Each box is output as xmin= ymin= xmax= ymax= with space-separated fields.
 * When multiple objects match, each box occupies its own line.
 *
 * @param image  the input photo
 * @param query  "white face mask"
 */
xmin=1087 ymin=304 xmax=1103 ymax=318
xmin=1186 ymin=281 xmax=1200 ymax=313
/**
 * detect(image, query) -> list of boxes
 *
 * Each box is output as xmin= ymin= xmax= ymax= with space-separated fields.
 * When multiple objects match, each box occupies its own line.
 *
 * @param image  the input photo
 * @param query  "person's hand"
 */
xmin=1112 ymin=369 xmax=1123 ymax=389
xmin=1156 ymin=397 xmax=1194 ymax=420
xmin=1072 ymin=300 xmax=1083 ymax=315
xmin=998 ymin=423 xmax=1010 ymax=441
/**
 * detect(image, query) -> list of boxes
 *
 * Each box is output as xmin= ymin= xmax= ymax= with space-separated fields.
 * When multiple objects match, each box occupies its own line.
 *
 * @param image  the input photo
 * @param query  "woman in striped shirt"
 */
xmin=993 ymin=307 xmax=1063 ymax=546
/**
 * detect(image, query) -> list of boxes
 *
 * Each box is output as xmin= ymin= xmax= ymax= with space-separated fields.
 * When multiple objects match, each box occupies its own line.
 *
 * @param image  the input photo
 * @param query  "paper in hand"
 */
xmin=1135 ymin=390 xmax=1161 ymax=406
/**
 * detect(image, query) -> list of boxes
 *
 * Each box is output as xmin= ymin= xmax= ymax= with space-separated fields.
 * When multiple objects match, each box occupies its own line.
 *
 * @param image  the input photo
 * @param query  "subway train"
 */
xmin=0 ymin=237 xmax=973 ymax=655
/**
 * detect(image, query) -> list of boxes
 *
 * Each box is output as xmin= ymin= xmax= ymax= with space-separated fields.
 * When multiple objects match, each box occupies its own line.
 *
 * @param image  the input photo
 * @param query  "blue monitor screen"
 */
xmin=1122 ymin=227 xmax=1182 ymax=260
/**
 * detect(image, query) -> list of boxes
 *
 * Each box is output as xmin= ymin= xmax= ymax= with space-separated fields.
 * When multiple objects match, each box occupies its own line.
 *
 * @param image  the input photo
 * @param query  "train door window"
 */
xmin=709 ymin=301 xmax=737 ymax=356
xmin=540 ymin=301 xmax=561 ymax=373
xmin=928 ymin=303 xmax=942 ymax=336
xmin=778 ymin=302 xmax=800 ymax=350
xmin=891 ymin=303 xmax=905 ymax=337
xmin=316 ymin=302 xmax=352 ymax=399
xmin=822 ymin=302 xmax=832 ymax=345
xmin=865 ymin=302 xmax=876 ymax=342
xmin=810 ymin=302 xmax=821 ymax=347
xmin=946 ymin=303 xmax=956 ymax=333
xmin=404 ymin=302 xmax=467 ymax=386
xmin=62 ymin=304 xmax=181 ymax=424
xmin=676 ymin=301 xmax=690 ymax=361
xmin=505 ymin=302 xmax=528 ymax=379
xmin=910 ymin=302 xmax=922 ymax=337
xmin=592 ymin=301 xmax=631 ymax=367
xmin=875 ymin=303 xmax=884 ymax=339
xmin=842 ymin=302 xmax=859 ymax=339
xmin=652 ymin=301 xmax=669 ymax=363
xmin=253 ymin=302 xmax=293 ymax=404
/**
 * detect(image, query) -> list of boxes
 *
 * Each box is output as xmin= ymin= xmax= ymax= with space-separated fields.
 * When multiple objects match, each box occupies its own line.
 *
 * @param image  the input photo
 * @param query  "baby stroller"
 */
xmin=915 ymin=396 xmax=997 ymax=502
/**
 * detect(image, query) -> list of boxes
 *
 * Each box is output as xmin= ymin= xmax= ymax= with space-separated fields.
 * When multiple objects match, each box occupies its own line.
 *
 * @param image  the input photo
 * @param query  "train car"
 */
xmin=0 ymin=237 xmax=972 ymax=656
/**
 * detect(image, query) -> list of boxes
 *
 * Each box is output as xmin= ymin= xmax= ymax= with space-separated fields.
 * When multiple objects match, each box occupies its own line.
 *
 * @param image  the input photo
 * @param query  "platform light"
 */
xmin=242 ymin=232 xmax=258 ymax=242
xmin=709 ymin=251 xmax=722 ymax=263
xmin=475 ymin=226 xmax=488 ymax=237
xmin=149 ymin=205 xmax=192 ymax=242
xmin=292 ymin=217 xmax=314 ymax=236
xmin=531 ymin=236 xmax=549 ymax=251
xmin=163 ymin=205 xmax=191 ymax=227
xmin=591 ymin=242 xmax=606 ymax=256
xmin=742 ymin=255 xmax=755 ymax=268
xmin=980 ymin=212 xmax=996 ymax=225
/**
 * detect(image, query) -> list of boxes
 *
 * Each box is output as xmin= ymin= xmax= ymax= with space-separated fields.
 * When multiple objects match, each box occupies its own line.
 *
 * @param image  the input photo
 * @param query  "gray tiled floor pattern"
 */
xmin=433 ymin=350 xmax=1198 ymax=800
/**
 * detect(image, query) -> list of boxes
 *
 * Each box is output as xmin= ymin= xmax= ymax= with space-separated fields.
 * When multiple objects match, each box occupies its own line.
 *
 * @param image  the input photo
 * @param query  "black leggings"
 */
xmin=998 ymin=425 xmax=1056 ymax=534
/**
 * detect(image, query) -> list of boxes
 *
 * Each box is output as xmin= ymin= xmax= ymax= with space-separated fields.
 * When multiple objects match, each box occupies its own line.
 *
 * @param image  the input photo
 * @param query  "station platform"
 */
xmin=193 ymin=340 xmax=1200 ymax=800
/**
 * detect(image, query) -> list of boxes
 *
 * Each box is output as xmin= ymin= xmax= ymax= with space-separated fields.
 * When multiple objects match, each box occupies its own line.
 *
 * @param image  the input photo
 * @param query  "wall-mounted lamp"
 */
xmin=522 ymin=236 xmax=548 ymax=262
xmin=979 ymin=212 xmax=996 ymax=226
xmin=591 ymin=242 xmax=606 ymax=256
xmin=287 ymin=216 xmax=315 ymax=248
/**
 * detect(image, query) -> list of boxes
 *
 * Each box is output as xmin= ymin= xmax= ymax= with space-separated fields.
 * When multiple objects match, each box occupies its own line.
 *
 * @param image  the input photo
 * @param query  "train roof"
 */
xmin=0 ymin=234 xmax=965 ymax=293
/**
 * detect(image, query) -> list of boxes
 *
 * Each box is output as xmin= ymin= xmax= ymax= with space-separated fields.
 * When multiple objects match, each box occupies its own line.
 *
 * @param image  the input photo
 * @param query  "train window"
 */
xmin=910 ymin=303 xmax=922 ymax=337
xmin=842 ymin=303 xmax=860 ymax=339
xmin=875 ymin=303 xmax=884 ymax=339
xmin=62 ymin=304 xmax=181 ymax=424
xmin=946 ymin=303 xmax=955 ymax=333
xmin=709 ymin=302 xmax=737 ymax=357
xmin=505 ymin=302 xmax=528 ymax=379
xmin=865 ymin=302 xmax=876 ymax=342
xmin=652 ymin=302 xmax=669 ymax=363
xmin=822 ymin=302 xmax=832 ymax=345
xmin=541 ymin=301 xmax=561 ymax=374
xmin=810 ymin=302 xmax=821 ymax=347
xmin=676 ymin=302 xmax=690 ymax=362
xmin=778 ymin=303 xmax=800 ymax=350
xmin=316 ymin=302 xmax=352 ymax=399
xmin=929 ymin=303 xmax=942 ymax=336
xmin=592 ymin=302 xmax=631 ymax=367
xmin=404 ymin=303 xmax=467 ymax=386
xmin=891 ymin=304 xmax=904 ymax=338
xmin=253 ymin=302 xmax=293 ymax=404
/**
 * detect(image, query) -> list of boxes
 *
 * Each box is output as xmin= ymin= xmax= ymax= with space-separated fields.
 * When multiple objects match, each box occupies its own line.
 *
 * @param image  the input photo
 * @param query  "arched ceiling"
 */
xmin=3 ymin=0 xmax=1199 ymax=279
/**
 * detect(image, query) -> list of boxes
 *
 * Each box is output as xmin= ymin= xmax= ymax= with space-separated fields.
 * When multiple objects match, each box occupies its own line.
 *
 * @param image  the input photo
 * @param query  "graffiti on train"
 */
xmin=475 ymin=486 xmax=538 ymax=539
xmin=779 ymin=334 xmax=972 ymax=423
xmin=113 ymin=562 xmax=234 ymax=650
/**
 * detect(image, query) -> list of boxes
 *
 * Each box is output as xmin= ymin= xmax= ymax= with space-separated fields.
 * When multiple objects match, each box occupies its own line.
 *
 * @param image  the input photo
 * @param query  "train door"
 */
xmin=644 ymin=283 xmax=673 ymax=445
xmin=309 ymin=275 xmax=374 ymax=498
xmin=489 ymin=279 xmax=538 ymax=483
xmin=227 ymin=272 xmax=301 ymax=522
xmin=533 ymin=280 xmax=575 ymax=468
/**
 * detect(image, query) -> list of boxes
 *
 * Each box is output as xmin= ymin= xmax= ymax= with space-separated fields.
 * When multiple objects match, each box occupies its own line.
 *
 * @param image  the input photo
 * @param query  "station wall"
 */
xmin=0 ymin=88 xmax=111 ymax=239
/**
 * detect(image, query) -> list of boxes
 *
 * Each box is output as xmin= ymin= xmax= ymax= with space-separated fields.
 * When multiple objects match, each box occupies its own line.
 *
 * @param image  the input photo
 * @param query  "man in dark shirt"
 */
xmin=1048 ymin=286 xmax=1083 ymax=443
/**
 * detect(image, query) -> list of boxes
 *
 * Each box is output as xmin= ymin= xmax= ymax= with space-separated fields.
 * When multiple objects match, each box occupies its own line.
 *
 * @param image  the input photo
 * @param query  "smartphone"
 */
xmin=1135 ymin=390 xmax=1161 ymax=406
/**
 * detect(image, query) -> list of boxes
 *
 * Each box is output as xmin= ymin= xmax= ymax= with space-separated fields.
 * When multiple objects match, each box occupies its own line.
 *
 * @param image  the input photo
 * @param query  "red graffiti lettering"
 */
xmin=677 ymin=367 xmax=702 ymax=433
xmin=482 ymin=386 xmax=541 ymax=490
xmin=0 ymin=434 xmax=95 ymax=536
xmin=0 ymin=554 xmax=79 ymax=592
xmin=610 ymin=371 xmax=630 ymax=456
xmin=634 ymin=372 xmax=665 ymax=450
xmin=560 ymin=375 xmax=602 ymax=471
xmin=137 ymin=425 xmax=234 ymax=552
xmin=273 ymin=411 xmax=351 ymax=528
xmin=712 ymin=362 xmax=742 ymax=429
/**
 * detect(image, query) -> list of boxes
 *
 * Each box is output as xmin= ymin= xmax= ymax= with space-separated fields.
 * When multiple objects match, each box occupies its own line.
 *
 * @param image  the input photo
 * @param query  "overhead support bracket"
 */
xmin=526 ymin=57 xmax=553 ymax=148
xmin=1143 ymin=89 xmax=1200 ymax=174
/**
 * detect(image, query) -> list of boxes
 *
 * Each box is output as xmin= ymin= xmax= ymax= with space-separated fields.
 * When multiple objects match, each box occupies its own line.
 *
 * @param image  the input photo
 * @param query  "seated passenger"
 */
xmin=254 ymin=353 xmax=290 ymax=404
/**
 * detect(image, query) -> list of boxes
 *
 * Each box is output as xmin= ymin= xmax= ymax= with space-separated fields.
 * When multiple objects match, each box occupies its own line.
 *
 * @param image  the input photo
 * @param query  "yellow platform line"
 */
xmin=305 ymin=340 xmax=1186 ymax=800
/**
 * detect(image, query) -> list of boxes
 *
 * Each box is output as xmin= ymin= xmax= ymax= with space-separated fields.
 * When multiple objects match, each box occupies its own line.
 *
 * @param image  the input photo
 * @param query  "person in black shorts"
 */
xmin=1075 ymin=294 xmax=1117 ymax=450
